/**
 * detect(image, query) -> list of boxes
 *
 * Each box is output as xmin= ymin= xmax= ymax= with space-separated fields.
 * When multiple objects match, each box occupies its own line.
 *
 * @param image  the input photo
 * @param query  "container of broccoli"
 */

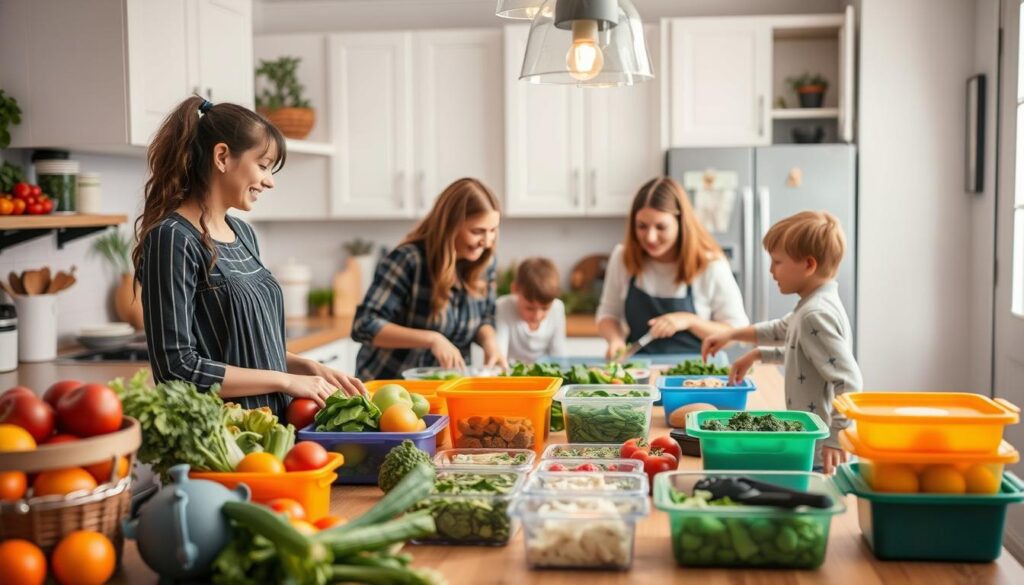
xmin=685 ymin=410 xmax=829 ymax=473
xmin=653 ymin=470 xmax=846 ymax=569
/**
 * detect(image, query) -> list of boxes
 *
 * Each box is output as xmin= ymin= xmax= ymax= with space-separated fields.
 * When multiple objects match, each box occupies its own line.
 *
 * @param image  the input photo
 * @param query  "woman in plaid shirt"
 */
xmin=352 ymin=178 xmax=507 ymax=380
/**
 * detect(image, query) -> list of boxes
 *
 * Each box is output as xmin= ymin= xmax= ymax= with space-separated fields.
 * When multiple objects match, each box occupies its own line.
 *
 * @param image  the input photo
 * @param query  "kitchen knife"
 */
xmin=616 ymin=331 xmax=654 ymax=364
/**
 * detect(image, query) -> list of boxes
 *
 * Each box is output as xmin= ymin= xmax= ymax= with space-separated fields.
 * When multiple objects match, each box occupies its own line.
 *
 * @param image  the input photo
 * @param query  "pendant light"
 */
xmin=495 ymin=0 xmax=548 ymax=20
xmin=519 ymin=0 xmax=653 ymax=87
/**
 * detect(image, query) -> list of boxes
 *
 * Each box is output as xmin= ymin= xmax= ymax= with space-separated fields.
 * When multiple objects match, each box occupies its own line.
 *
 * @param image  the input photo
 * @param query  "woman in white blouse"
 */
xmin=597 ymin=177 xmax=749 ymax=359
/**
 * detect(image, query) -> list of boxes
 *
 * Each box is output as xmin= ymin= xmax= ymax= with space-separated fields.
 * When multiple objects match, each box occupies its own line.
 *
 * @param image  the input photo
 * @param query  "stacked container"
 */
xmin=833 ymin=392 xmax=1022 ymax=561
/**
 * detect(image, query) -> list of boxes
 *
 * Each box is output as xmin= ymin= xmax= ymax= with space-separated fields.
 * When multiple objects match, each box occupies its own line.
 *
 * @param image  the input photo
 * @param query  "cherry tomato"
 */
xmin=43 ymin=380 xmax=83 ymax=410
xmin=547 ymin=463 xmax=567 ymax=472
xmin=650 ymin=436 xmax=682 ymax=462
xmin=56 ymin=384 xmax=123 ymax=437
xmin=283 ymin=441 xmax=329 ymax=472
xmin=45 ymin=433 xmax=80 ymax=445
xmin=51 ymin=531 xmax=116 ymax=585
xmin=2 ymin=386 xmax=36 ymax=400
xmin=573 ymin=463 xmax=599 ymax=472
xmin=267 ymin=497 xmax=306 ymax=520
xmin=28 ymin=185 xmax=41 ymax=197
xmin=0 ymin=394 xmax=55 ymax=443
xmin=28 ymin=203 xmax=43 ymax=215
xmin=39 ymin=198 xmax=53 ymax=214
xmin=11 ymin=182 xmax=30 ymax=199
xmin=286 ymin=398 xmax=320 ymax=430
xmin=629 ymin=451 xmax=677 ymax=491
xmin=620 ymin=437 xmax=649 ymax=459
xmin=0 ymin=539 xmax=47 ymax=585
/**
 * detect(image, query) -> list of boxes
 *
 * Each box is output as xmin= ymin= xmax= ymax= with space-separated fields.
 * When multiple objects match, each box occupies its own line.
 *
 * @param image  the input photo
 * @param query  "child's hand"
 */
xmin=821 ymin=446 xmax=849 ymax=475
xmin=728 ymin=349 xmax=759 ymax=385
xmin=647 ymin=312 xmax=695 ymax=339
xmin=701 ymin=330 xmax=733 ymax=362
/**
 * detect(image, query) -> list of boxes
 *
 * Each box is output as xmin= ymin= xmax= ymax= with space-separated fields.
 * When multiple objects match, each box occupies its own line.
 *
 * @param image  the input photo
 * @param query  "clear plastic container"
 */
xmin=653 ymin=470 xmax=846 ymax=569
xmin=401 ymin=365 xmax=503 ymax=380
xmin=536 ymin=458 xmax=643 ymax=473
xmin=833 ymin=392 xmax=1019 ymax=453
xmin=685 ymin=410 xmax=829 ymax=472
xmin=657 ymin=375 xmax=756 ymax=425
xmin=524 ymin=471 xmax=649 ymax=497
xmin=839 ymin=429 xmax=1019 ymax=494
xmin=511 ymin=492 xmax=650 ymax=570
xmin=555 ymin=384 xmax=659 ymax=444
xmin=432 ymin=448 xmax=535 ymax=472
xmin=541 ymin=443 xmax=622 ymax=460
xmin=411 ymin=467 xmax=527 ymax=546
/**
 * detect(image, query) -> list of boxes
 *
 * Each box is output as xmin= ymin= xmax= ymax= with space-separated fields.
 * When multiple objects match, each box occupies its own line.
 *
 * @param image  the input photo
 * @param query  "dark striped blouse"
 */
xmin=140 ymin=212 xmax=289 ymax=416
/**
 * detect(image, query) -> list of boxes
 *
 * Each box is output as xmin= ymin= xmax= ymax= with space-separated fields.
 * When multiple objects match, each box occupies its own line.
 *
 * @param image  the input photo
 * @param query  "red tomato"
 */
xmin=267 ymin=498 xmax=306 ymax=521
xmin=2 ymin=387 xmax=36 ymax=402
xmin=286 ymin=398 xmax=320 ymax=430
xmin=28 ymin=185 xmax=41 ymax=198
xmin=42 ymin=380 xmax=83 ymax=410
xmin=27 ymin=203 xmax=43 ymax=215
xmin=11 ymin=183 xmax=30 ymax=199
xmin=284 ymin=441 xmax=330 ymax=472
xmin=45 ymin=433 xmax=80 ymax=445
xmin=630 ymin=451 xmax=677 ymax=490
xmin=0 ymin=394 xmax=55 ymax=443
xmin=10 ymin=199 xmax=25 ymax=215
xmin=547 ymin=463 xmax=567 ymax=472
xmin=650 ymin=436 xmax=682 ymax=463
xmin=56 ymin=384 xmax=123 ymax=437
xmin=620 ymin=437 xmax=649 ymax=459
xmin=573 ymin=463 xmax=599 ymax=472
xmin=39 ymin=198 xmax=53 ymax=214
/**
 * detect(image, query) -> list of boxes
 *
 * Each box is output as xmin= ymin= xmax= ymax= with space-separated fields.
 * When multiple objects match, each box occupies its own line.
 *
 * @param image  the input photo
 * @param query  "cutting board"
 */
xmin=332 ymin=258 xmax=362 ymax=318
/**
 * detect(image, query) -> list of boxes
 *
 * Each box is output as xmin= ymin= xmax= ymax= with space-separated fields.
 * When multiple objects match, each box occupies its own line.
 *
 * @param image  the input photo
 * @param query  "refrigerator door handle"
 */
xmin=757 ymin=187 xmax=771 ymax=322
xmin=741 ymin=186 xmax=755 ymax=320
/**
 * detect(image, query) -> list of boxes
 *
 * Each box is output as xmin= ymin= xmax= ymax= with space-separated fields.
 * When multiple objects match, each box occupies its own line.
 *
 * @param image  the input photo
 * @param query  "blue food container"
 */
xmin=658 ymin=375 xmax=756 ymax=426
xmin=297 ymin=414 xmax=449 ymax=484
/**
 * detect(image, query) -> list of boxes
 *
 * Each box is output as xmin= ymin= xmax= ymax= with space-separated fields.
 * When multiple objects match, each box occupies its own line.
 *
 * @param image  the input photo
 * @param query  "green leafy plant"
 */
xmin=0 ymin=89 xmax=22 ymax=149
xmin=497 ymin=263 xmax=516 ymax=297
xmin=255 ymin=56 xmax=311 ymax=111
xmin=786 ymin=72 xmax=829 ymax=92
xmin=308 ymin=288 xmax=333 ymax=309
xmin=342 ymin=238 xmax=374 ymax=257
xmin=91 ymin=228 xmax=134 ymax=275
xmin=0 ymin=160 xmax=26 ymax=194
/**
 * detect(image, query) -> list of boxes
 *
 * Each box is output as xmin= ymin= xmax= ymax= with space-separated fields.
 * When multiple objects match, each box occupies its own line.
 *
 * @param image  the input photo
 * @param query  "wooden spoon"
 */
xmin=8 ymin=272 xmax=25 ymax=295
xmin=51 ymin=266 xmax=77 ymax=294
xmin=0 ymin=280 xmax=16 ymax=299
xmin=39 ymin=267 xmax=51 ymax=294
xmin=21 ymin=270 xmax=44 ymax=295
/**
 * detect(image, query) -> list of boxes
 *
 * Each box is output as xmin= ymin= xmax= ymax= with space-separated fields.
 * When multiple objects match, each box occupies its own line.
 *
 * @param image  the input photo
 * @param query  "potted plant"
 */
xmin=92 ymin=228 xmax=144 ymax=330
xmin=308 ymin=288 xmax=334 ymax=318
xmin=342 ymin=238 xmax=377 ymax=297
xmin=0 ymin=89 xmax=22 ymax=149
xmin=255 ymin=56 xmax=314 ymax=139
xmin=786 ymin=73 xmax=829 ymax=108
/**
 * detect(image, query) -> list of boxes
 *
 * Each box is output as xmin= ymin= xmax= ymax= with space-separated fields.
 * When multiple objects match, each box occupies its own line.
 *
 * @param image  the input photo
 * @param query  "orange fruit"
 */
xmin=0 ymin=424 xmax=37 ymax=451
xmin=380 ymin=404 xmax=419 ymax=433
xmin=0 ymin=539 xmax=46 ymax=585
xmin=33 ymin=468 xmax=97 ymax=497
xmin=52 ymin=531 xmax=115 ymax=585
xmin=920 ymin=465 xmax=967 ymax=494
xmin=870 ymin=463 xmax=919 ymax=493
xmin=965 ymin=465 xmax=1001 ymax=494
xmin=235 ymin=452 xmax=285 ymax=474
xmin=0 ymin=471 xmax=28 ymax=501
xmin=83 ymin=456 xmax=130 ymax=484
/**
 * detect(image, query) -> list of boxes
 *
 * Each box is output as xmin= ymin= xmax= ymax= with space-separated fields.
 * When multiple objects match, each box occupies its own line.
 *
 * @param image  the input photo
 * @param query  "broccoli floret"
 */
xmin=378 ymin=440 xmax=432 ymax=492
xmin=700 ymin=412 xmax=805 ymax=432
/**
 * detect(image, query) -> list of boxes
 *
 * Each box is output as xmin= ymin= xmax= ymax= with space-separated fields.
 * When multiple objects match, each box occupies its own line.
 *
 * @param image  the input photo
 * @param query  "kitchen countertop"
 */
xmin=111 ymin=366 xmax=1024 ymax=584
xmin=566 ymin=313 xmax=600 ymax=337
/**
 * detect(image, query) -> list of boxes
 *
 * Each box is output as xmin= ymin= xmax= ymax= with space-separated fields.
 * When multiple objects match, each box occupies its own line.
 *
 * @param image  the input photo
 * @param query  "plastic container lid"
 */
xmin=833 ymin=392 xmax=1020 ymax=424
xmin=510 ymin=490 xmax=650 ymax=521
xmin=541 ymin=443 xmax=623 ymax=460
xmin=839 ymin=429 xmax=1020 ymax=464
xmin=524 ymin=471 xmax=649 ymax=497
xmin=685 ymin=410 xmax=830 ymax=440
xmin=433 ymin=448 xmax=536 ymax=471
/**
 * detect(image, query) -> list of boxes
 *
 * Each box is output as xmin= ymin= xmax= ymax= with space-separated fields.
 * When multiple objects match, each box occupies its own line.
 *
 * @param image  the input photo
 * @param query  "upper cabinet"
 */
xmin=0 ymin=0 xmax=253 ymax=150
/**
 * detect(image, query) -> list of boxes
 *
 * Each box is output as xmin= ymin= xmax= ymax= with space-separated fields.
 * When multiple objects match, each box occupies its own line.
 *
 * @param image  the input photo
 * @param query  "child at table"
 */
xmin=496 ymin=258 xmax=567 ymax=364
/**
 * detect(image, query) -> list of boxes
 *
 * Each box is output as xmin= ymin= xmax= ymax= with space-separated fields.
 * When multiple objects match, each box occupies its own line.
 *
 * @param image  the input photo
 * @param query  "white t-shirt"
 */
xmin=495 ymin=295 xmax=567 ymax=364
xmin=596 ymin=244 xmax=750 ymax=330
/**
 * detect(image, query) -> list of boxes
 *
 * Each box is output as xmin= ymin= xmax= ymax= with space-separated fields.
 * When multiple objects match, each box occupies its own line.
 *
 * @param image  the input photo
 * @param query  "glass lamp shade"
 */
xmin=519 ymin=0 xmax=653 ymax=87
xmin=495 ymin=0 xmax=548 ymax=20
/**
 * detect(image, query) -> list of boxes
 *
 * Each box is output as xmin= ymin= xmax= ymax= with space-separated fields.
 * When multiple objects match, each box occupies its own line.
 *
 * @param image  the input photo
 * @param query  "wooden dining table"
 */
xmin=114 ymin=366 xmax=1024 ymax=584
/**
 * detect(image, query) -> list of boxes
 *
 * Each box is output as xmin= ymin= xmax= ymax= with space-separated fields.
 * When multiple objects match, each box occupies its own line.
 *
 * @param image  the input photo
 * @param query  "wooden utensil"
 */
xmin=0 ymin=280 xmax=16 ymax=299
xmin=50 ymin=271 xmax=72 ymax=294
xmin=39 ymin=267 xmax=51 ymax=294
xmin=21 ymin=269 xmax=45 ymax=295
xmin=8 ymin=272 xmax=25 ymax=295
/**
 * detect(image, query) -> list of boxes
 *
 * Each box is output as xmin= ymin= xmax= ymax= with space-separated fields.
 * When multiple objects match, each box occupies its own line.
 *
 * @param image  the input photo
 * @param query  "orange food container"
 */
xmin=833 ymin=392 xmax=1019 ymax=453
xmin=366 ymin=379 xmax=449 ymax=446
xmin=191 ymin=453 xmax=343 ymax=521
xmin=839 ymin=429 xmax=1018 ymax=494
xmin=437 ymin=377 xmax=561 ymax=455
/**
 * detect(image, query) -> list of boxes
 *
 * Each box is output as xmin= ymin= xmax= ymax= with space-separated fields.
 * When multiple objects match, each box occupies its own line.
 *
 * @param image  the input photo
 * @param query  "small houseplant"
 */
xmin=255 ymin=56 xmax=314 ymax=139
xmin=786 ymin=73 xmax=829 ymax=108
xmin=92 ymin=228 xmax=144 ymax=330
xmin=308 ymin=288 xmax=334 ymax=318
xmin=0 ymin=89 xmax=22 ymax=149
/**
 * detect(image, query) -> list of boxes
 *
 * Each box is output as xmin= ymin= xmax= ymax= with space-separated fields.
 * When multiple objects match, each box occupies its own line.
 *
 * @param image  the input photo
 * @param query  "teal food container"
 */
xmin=685 ymin=410 xmax=829 ymax=473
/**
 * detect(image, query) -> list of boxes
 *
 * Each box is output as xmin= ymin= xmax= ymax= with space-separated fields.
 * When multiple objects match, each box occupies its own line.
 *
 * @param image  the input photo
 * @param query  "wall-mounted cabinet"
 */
xmin=0 ymin=0 xmax=253 ymax=150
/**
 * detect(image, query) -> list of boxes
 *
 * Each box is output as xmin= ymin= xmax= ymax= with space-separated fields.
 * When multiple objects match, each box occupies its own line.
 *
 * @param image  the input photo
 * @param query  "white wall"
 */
xmin=856 ymin=0 xmax=979 ymax=390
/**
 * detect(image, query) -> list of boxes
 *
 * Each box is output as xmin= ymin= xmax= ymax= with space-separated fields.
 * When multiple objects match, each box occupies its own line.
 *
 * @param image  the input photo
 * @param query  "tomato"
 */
xmin=0 ymin=394 xmax=55 ymax=442
xmin=290 ymin=519 xmax=318 ymax=535
xmin=33 ymin=468 xmax=97 ymax=496
xmin=0 ymin=539 xmax=47 ymax=585
xmin=83 ymin=456 xmax=129 ymax=484
xmin=11 ymin=182 xmax=30 ymax=199
xmin=27 ymin=203 xmax=43 ymax=215
xmin=0 ymin=198 xmax=12 ymax=215
xmin=650 ymin=436 xmax=682 ymax=463
xmin=45 ymin=433 xmax=80 ymax=445
xmin=0 ymin=423 xmax=37 ymax=451
xmin=547 ymin=463 xmax=567 ymax=472
xmin=629 ymin=451 xmax=677 ymax=490
xmin=43 ymin=380 xmax=83 ymax=409
xmin=2 ymin=386 xmax=36 ymax=400
xmin=284 ymin=441 xmax=329 ymax=472
xmin=379 ymin=404 xmax=419 ymax=433
xmin=10 ymin=198 xmax=25 ymax=215
xmin=52 ymin=531 xmax=116 ymax=585
xmin=620 ymin=437 xmax=649 ymax=460
xmin=235 ymin=452 xmax=285 ymax=474
xmin=314 ymin=515 xmax=346 ymax=530
xmin=0 ymin=471 xmax=28 ymax=501
xmin=39 ymin=198 xmax=53 ymax=214
xmin=28 ymin=184 xmax=41 ymax=198
xmin=573 ymin=463 xmax=599 ymax=472
xmin=56 ymin=383 xmax=123 ymax=437
xmin=267 ymin=497 xmax=306 ymax=520
xmin=286 ymin=398 xmax=319 ymax=430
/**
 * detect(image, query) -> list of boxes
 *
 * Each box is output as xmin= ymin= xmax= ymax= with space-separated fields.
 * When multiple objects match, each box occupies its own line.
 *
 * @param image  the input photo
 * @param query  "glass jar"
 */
xmin=34 ymin=159 xmax=79 ymax=214
xmin=77 ymin=172 xmax=101 ymax=214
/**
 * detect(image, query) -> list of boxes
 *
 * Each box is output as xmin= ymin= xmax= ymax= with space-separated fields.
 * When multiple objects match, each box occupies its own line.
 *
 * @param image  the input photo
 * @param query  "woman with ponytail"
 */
xmin=134 ymin=96 xmax=365 ymax=416
xmin=352 ymin=178 xmax=505 ymax=379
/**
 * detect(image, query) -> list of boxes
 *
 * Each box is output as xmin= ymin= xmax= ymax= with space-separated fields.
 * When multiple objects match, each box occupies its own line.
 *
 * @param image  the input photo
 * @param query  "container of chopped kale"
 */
xmin=685 ymin=411 xmax=829 ymax=473
xmin=541 ymin=443 xmax=624 ymax=460
xmin=555 ymin=385 xmax=659 ymax=444
xmin=411 ymin=468 xmax=527 ymax=546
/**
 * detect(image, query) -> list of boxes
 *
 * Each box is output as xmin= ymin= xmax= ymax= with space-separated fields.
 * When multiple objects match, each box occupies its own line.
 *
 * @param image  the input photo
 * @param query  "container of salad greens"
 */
xmin=541 ymin=443 xmax=623 ymax=460
xmin=401 ymin=365 xmax=503 ymax=381
xmin=432 ymin=448 xmax=535 ymax=472
xmin=555 ymin=385 xmax=659 ymax=444
xmin=653 ymin=470 xmax=845 ymax=569
xmin=411 ymin=468 xmax=527 ymax=546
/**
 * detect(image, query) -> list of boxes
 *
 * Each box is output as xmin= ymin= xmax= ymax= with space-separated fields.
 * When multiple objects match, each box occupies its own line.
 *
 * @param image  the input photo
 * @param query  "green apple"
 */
xmin=372 ymin=384 xmax=412 ymax=413
xmin=409 ymin=393 xmax=430 ymax=418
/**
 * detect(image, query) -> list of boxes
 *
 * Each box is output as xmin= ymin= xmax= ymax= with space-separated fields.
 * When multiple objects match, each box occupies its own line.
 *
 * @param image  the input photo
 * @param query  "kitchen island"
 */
xmin=109 ymin=365 xmax=1024 ymax=584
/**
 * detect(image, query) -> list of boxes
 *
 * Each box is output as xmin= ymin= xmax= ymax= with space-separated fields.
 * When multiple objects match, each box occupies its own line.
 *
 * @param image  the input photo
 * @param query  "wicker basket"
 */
xmin=0 ymin=417 xmax=141 ymax=554
xmin=260 ymin=107 xmax=315 ymax=139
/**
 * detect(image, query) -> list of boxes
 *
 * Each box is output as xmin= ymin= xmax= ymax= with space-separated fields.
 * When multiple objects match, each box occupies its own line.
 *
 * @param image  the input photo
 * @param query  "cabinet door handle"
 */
xmin=757 ymin=95 xmax=765 ymax=137
xmin=589 ymin=169 xmax=597 ymax=207
xmin=757 ymin=187 xmax=771 ymax=322
xmin=573 ymin=168 xmax=582 ymax=208
xmin=416 ymin=171 xmax=425 ymax=211
xmin=317 ymin=354 xmax=340 ymax=365
xmin=395 ymin=172 xmax=406 ymax=210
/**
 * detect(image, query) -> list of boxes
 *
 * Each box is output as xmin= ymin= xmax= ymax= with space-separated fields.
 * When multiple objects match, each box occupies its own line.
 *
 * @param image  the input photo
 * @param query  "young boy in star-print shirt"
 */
xmin=702 ymin=211 xmax=862 ymax=474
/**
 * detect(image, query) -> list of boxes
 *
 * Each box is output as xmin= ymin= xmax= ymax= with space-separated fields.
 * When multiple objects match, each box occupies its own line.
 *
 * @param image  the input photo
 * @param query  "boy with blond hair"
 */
xmin=702 ymin=211 xmax=862 ymax=473
xmin=496 ymin=257 xmax=567 ymax=364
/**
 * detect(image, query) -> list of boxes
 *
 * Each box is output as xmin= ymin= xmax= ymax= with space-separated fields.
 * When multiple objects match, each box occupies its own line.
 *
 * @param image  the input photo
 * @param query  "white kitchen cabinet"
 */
xmin=299 ymin=338 xmax=361 ymax=376
xmin=504 ymin=25 xmax=660 ymax=218
xmin=0 ymin=0 xmax=253 ymax=150
xmin=662 ymin=17 xmax=772 ymax=148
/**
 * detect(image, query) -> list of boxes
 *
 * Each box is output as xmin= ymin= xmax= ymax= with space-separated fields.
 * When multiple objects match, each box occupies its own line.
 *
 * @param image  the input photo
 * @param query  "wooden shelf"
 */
xmin=772 ymin=107 xmax=840 ymax=120
xmin=285 ymin=138 xmax=335 ymax=156
xmin=0 ymin=213 xmax=126 ymax=253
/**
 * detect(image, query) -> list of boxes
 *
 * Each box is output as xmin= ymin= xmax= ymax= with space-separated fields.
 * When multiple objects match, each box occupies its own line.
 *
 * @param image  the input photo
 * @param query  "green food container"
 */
xmin=834 ymin=463 xmax=1024 ymax=562
xmin=653 ymin=470 xmax=846 ymax=569
xmin=685 ymin=410 xmax=829 ymax=472
xmin=555 ymin=384 xmax=659 ymax=444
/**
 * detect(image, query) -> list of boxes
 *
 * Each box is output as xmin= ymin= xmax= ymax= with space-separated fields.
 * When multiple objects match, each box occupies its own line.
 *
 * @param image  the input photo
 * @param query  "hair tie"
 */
xmin=198 ymin=99 xmax=214 ymax=114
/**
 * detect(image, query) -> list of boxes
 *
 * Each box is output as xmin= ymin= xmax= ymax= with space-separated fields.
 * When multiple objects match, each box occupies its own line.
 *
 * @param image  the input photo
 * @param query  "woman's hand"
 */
xmin=605 ymin=337 xmax=627 ymax=361
xmin=430 ymin=333 xmax=466 ymax=370
xmin=308 ymin=360 xmax=368 ymax=397
xmin=282 ymin=374 xmax=337 ymax=408
xmin=647 ymin=312 xmax=695 ymax=340
xmin=728 ymin=348 xmax=760 ymax=385
xmin=701 ymin=330 xmax=734 ymax=361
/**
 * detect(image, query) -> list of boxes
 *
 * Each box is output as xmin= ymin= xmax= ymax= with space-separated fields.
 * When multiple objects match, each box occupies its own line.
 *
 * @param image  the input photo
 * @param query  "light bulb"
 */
xmin=566 ymin=20 xmax=604 ymax=81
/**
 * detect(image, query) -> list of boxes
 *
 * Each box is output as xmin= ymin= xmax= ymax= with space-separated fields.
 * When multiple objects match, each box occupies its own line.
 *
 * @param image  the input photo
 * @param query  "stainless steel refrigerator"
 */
xmin=666 ymin=145 xmax=857 ymax=336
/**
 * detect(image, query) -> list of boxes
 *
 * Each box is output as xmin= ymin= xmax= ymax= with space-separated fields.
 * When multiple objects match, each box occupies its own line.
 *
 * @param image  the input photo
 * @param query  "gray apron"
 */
xmin=624 ymin=276 xmax=702 ymax=354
